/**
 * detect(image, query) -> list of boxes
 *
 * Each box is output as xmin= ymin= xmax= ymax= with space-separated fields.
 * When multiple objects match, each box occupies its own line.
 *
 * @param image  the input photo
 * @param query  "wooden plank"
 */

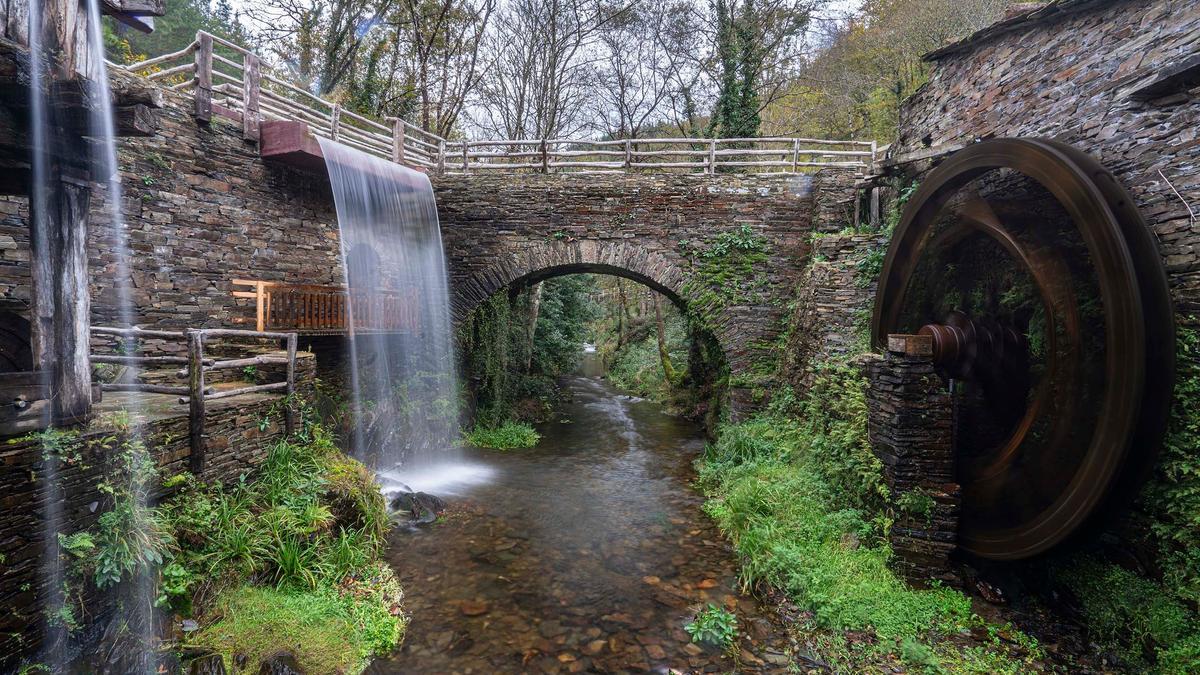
xmin=193 ymin=32 xmax=212 ymax=123
xmin=242 ymin=52 xmax=260 ymax=142
xmin=260 ymin=119 xmax=327 ymax=172
xmin=1126 ymin=53 xmax=1200 ymax=101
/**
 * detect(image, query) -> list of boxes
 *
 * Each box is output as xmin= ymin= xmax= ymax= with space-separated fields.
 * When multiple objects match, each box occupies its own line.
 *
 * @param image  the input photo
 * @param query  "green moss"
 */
xmin=464 ymin=422 xmax=541 ymax=450
xmin=189 ymin=569 xmax=405 ymax=675
xmin=681 ymin=224 xmax=771 ymax=333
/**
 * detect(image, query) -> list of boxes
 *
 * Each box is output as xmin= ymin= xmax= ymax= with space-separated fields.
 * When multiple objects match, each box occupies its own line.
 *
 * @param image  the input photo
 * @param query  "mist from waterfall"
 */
xmin=317 ymin=138 xmax=460 ymax=492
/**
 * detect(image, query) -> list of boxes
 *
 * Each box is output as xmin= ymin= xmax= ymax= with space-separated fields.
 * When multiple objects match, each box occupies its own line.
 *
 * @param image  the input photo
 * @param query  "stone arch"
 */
xmin=449 ymin=239 xmax=735 ymax=366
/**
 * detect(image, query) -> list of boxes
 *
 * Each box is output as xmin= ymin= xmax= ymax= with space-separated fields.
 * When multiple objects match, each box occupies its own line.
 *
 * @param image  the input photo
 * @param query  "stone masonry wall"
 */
xmin=436 ymin=168 xmax=857 ymax=375
xmin=896 ymin=0 xmax=1200 ymax=321
xmin=0 ymin=353 xmax=314 ymax=666
xmin=781 ymin=233 xmax=886 ymax=392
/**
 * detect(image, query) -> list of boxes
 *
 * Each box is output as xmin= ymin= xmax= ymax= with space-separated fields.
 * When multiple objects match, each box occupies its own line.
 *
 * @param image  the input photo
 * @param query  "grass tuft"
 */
xmin=464 ymin=422 xmax=541 ymax=450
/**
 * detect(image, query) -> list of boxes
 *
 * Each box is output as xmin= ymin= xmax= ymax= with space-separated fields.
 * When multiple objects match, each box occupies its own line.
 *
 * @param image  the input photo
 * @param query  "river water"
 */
xmin=373 ymin=358 xmax=795 ymax=673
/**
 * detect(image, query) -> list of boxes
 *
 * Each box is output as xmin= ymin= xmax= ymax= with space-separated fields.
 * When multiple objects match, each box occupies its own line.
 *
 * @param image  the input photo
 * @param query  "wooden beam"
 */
xmin=1124 ymin=53 xmax=1200 ymax=101
xmin=242 ymin=53 xmax=260 ymax=142
xmin=115 ymin=103 xmax=157 ymax=136
xmin=187 ymin=330 xmax=206 ymax=474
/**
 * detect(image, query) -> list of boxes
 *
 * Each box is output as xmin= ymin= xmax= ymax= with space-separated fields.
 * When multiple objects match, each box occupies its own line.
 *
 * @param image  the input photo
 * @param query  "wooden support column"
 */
xmin=193 ymin=31 xmax=212 ymax=122
xmin=187 ymin=330 xmax=207 ymax=475
xmin=242 ymin=52 xmax=260 ymax=142
xmin=540 ymin=139 xmax=549 ymax=173
xmin=29 ymin=169 xmax=92 ymax=422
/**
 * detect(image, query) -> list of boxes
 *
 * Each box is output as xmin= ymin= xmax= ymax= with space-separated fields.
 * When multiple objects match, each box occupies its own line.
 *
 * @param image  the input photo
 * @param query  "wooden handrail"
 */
xmin=231 ymin=279 xmax=419 ymax=334
xmin=90 ymin=325 xmax=299 ymax=475
xmin=122 ymin=30 xmax=880 ymax=176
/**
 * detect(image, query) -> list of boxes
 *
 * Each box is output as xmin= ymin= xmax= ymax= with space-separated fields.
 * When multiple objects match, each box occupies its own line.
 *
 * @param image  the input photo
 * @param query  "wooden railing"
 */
xmin=117 ymin=31 xmax=878 ymax=175
xmin=231 ymin=279 xmax=419 ymax=334
xmin=90 ymin=326 xmax=298 ymax=474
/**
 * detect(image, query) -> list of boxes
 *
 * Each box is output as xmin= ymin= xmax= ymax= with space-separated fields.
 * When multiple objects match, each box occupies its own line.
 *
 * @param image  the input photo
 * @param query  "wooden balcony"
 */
xmin=231 ymin=279 xmax=419 ymax=334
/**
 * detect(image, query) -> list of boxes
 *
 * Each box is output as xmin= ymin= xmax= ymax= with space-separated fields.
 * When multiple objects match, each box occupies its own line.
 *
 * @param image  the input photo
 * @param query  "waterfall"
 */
xmin=26 ymin=0 xmax=66 ymax=668
xmin=317 ymin=138 xmax=460 ymax=487
xmin=82 ymin=1 xmax=158 ymax=670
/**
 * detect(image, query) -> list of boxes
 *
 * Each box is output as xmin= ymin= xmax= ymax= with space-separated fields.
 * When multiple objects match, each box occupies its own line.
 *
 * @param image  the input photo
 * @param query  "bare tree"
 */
xmin=471 ymin=0 xmax=629 ymax=139
xmin=590 ymin=1 xmax=679 ymax=138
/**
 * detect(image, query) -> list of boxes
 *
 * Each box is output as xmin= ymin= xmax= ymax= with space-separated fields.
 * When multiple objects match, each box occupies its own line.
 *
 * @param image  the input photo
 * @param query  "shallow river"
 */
xmin=371 ymin=367 xmax=795 ymax=674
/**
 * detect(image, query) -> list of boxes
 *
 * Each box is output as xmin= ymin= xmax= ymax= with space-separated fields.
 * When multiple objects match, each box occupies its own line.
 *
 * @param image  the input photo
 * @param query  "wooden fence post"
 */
xmin=870 ymin=140 xmax=878 ymax=175
xmin=284 ymin=333 xmax=297 ymax=435
xmin=254 ymin=281 xmax=265 ymax=332
xmin=623 ymin=139 xmax=631 ymax=170
xmin=540 ymin=139 xmax=549 ymax=173
xmin=391 ymin=119 xmax=406 ymax=164
xmin=242 ymin=52 xmax=260 ymax=142
xmin=791 ymin=139 xmax=800 ymax=173
xmin=461 ymin=142 xmax=469 ymax=173
xmin=187 ymin=330 xmax=207 ymax=475
xmin=193 ymin=32 xmax=213 ymax=123
xmin=330 ymin=105 xmax=341 ymax=141
xmin=437 ymin=140 xmax=446 ymax=174
xmin=707 ymin=139 xmax=717 ymax=174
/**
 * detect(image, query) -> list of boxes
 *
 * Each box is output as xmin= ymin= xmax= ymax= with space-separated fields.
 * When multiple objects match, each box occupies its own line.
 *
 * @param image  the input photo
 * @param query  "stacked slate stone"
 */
xmin=866 ymin=334 xmax=960 ymax=586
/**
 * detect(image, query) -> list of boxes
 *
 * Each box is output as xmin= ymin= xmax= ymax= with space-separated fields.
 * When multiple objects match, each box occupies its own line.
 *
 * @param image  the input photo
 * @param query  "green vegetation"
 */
xmin=464 ymin=422 xmax=541 ymax=450
xmin=685 ymin=604 xmax=739 ymax=651
xmin=697 ymin=364 xmax=1042 ymax=672
xmin=52 ymin=418 xmax=402 ymax=674
xmin=460 ymin=276 xmax=599 ymax=429
xmin=681 ymin=225 xmax=771 ymax=330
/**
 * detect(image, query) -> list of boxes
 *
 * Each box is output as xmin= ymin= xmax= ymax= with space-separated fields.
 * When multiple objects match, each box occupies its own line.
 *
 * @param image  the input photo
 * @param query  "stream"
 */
xmin=371 ymin=356 xmax=795 ymax=673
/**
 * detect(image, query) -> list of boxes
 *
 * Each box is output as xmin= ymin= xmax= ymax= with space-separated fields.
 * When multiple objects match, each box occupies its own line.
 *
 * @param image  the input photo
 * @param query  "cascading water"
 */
xmin=26 ymin=0 xmax=66 ymax=667
xmin=82 ymin=1 xmax=158 ymax=670
xmin=317 ymin=138 xmax=466 ymax=495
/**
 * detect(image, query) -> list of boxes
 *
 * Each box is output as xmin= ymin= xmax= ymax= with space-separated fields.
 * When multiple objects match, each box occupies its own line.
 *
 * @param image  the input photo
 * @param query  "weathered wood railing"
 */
xmin=116 ymin=31 xmax=877 ymax=175
xmin=90 ymin=326 xmax=298 ymax=473
xmin=231 ymin=279 xmax=419 ymax=334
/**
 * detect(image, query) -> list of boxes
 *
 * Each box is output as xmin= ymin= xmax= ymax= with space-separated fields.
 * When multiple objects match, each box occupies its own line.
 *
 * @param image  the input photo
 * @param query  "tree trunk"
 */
xmin=525 ymin=282 xmax=542 ymax=371
xmin=616 ymin=278 xmax=629 ymax=349
xmin=653 ymin=294 xmax=675 ymax=386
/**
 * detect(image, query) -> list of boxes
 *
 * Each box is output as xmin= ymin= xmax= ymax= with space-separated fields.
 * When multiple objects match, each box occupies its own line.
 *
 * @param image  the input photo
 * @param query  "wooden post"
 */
xmin=30 ymin=171 xmax=93 ymax=422
xmin=437 ymin=139 xmax=446 ymax=174
xmin=187 ymin=330 xmax=207 ymax=475
xmin=391 ymin=119 xmax=406 ymax=164
xmin=791 ymin=139 xmax=800 ymax=173
xmin=461 ymin=142 xmax=469 ymax=173
xmin=241 ymin=52 xmax=260 ymax=142
xmin=193 ymin=31 xmax=212 ymax=123
xmin=254 ymin=281 xmax=265 ymax=332
xmin=869 ymin=140 xmax=878 ymax=175
xmin=284 ymin=332 xmax=297 ymax=436
xmin=540 ymin=139 xmax=549 ymax=173
xmin=330 ymin=105 xmax=341 ymax=141
xmin=707 ymin=139 xmax=716 ymax=174
xmin=623 ymin=139 xmax=631 ymax=170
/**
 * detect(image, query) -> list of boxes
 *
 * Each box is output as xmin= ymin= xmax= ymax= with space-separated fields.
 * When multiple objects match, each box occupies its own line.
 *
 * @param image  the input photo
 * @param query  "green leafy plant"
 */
xmin=684 ymin=604 xmax=738 ymax=650
xmin=464 ymin=422 xmax=540 ymax=450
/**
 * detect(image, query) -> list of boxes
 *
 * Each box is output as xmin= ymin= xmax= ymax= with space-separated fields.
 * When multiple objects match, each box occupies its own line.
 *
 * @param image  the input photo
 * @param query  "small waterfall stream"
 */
xmin=26 ymin=1 xmax=66 ymax=668
xmin=317 ymin=138 xmax=464 ymax=495
xmin=82 ymin=0 xmax=157 ymax=669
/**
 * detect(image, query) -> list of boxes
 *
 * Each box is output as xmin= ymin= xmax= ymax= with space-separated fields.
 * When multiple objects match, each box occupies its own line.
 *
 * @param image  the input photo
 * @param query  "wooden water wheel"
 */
xmin=871 ymin=138 xmax=1175 ymax=560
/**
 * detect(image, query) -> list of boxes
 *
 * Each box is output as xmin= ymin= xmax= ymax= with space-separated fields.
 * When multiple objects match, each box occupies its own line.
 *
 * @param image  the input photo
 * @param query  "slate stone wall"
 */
xmin=781 ymin=233 xmax=886 ymax=392
xmin=0 ymin=354 xmax=314 ymax=666
xmin=895 ymin=0 xmax=1200 ymax=320
xmin=435 ymin=169 xmax=857 ymax=375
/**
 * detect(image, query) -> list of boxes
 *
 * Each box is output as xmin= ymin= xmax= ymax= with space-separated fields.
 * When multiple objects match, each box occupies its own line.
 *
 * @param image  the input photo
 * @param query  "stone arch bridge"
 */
xmin=435 ymin=171 xmax=856 ymax=375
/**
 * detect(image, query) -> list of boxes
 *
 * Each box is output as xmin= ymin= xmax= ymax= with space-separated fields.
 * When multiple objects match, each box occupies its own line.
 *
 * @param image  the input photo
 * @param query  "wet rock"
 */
xmin=460 ymin=600 xmax=490 ymax=617
xmin=645 ymin=644 xmax=667 ymax=660
xmin=390 ymin=491 xmax=446 ymax=524
xmin=259 ymin=652 xmax=303 ymax=674
xmin=697 ymin=578 xmax=718 ymax=589
xmin=188 ymin=653 xmax=226 ymax=675
xmin=585 ymin=639 xmax=607 ymax=655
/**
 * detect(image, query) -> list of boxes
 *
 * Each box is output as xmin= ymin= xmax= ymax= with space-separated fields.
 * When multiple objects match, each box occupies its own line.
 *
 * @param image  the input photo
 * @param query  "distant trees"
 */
xmin=107 ymin=0 xmax=1012 ymax=143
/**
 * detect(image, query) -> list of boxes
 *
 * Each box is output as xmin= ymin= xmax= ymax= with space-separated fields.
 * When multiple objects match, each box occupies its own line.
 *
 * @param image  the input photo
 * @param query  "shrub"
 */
xmin=685 ymin=604 xmax=738 ymax=651
xmin=464 ymin=422 xmax=541 ymax=450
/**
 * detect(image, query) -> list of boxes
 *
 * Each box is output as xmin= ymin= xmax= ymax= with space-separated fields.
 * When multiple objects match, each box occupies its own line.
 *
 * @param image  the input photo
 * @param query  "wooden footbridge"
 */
xmin=116 ymin=31 xmax=879 ymax=177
